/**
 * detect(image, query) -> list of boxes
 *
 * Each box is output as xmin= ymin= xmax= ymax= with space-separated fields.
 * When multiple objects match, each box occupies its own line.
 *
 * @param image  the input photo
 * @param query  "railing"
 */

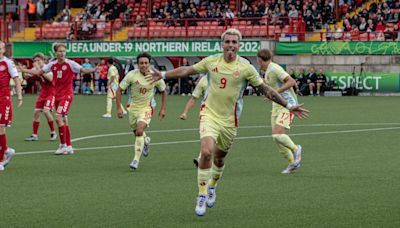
xmin=25 ymin=17 xmax=305 ymax=41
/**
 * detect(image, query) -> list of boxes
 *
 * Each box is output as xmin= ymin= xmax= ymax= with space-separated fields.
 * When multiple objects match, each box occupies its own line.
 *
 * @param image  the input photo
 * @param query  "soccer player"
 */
xmin=179 ymin=75 xmax=208 ymax=167
xmin=102 ymin=58 xmax=126 ymax=118
xmin=148 ymin=29 xmax=309 ymax=216
xmin=115 ymin=52 xmax=167 ymax=170
xmin=257 ymin=49 xmax=303 ymax=174
xmin=23 ymin=53 xmax=57 ymax=142
xmin=20 ymin=43 xmax=97 ymax=155
xmin=0 ymin=40 xmax=23 ymax=171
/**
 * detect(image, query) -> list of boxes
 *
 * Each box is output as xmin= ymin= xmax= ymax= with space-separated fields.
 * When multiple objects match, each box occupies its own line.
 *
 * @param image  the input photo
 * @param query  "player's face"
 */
xmin=33 ymin=57 xmax=44 ymax=67
xmin=257 ymin=57 xmax=270 ymax=71
xmin=138 ymin=57 xmax=150 ymax=74
xmin=55 ymin=46 xmax=67 ymax=61
xmin=222 ymin=34 xmax=240 ymax=60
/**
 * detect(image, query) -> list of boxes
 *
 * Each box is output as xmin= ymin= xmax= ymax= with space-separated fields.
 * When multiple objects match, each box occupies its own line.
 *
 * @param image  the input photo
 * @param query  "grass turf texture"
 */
xmin=1 ymin=95 xmax=399 ymax=227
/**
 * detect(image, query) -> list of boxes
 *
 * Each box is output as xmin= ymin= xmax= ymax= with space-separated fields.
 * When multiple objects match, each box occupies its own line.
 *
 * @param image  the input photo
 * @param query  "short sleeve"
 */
xmin=155 ymin=79 xmax=166 ymax=92
xmin=69 ymin=60 xmax=83 ymax=74
xmin=42 ymin=62 xmax=52 ymax=73
xmin=246 ymin=64 xmax=263 ymax=87
xmin=6 ymin=59 xmax=18 ymax=78
xmin=192 ymin=76 xmax=207 ymax=99
xmin=119 ymin=71 xmax=132 ymax=90
xmin=192 ymin=56 xmax=211 ymax=74
xmin=275 ymin=65 xmax=290 ymax=82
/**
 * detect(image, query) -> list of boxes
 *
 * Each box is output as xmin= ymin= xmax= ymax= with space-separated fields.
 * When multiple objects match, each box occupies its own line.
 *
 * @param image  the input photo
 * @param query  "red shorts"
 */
xmin=55 ymin=96 xmax=73 ymax=116
xmin=35 ymin=95 xmax=55 ymax=111
xmin=0 ymin=96 xmax=12 ymax=126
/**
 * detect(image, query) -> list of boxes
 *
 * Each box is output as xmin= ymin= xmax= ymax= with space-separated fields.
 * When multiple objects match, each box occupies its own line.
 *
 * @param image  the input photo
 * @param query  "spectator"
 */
xmin=306 ymin=67 xmax=317 ymax=96
xmin=134 ymin=15 xmax=146 ymax=27
xmin=315 ymin=68 xmax=327 ymax=96
xmin=37 ymin=0 xmax=45 ymax=21
xmin=288 ymin=5 xmax=299 ymax=18
xmin=296 ymin=68 xmax=308 ymax=95
xmin=27 ymin=0 xmax=37 ymax=24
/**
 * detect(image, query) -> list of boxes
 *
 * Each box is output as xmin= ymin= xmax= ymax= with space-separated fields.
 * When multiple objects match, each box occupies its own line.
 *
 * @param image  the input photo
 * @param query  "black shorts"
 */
xmin=82 ymin=74 xmax=92 ymax=83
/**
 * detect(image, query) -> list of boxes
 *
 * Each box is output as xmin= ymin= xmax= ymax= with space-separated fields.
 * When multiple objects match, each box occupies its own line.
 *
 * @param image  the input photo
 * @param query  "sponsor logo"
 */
xmin=212 ymin=67 xmax=218 ymax=73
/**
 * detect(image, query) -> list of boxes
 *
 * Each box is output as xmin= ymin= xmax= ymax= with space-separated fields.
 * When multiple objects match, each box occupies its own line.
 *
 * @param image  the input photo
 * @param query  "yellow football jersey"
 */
xmin=119 ymin=69 xmax=166 ymax=111
xmin=192 ymin=76 xmax=208 ymax=99
xmin=263 ymin=62 xmax=298 ymax=115
xmin=193 ymin=54 xmax=263 ymax=127
xmin=107 ymin=65 xmax=119 ymax=84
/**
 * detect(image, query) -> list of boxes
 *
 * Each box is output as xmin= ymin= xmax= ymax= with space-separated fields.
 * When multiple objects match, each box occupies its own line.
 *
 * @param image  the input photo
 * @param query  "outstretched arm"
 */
xmin=148 ymin=66 xmax=198 ymax=82
xmin=257 ymin=82 xmax=310 ymax=119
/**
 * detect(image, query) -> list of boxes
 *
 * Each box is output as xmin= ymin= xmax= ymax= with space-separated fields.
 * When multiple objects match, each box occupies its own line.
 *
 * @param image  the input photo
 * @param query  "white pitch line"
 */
xmin=71 ymin=122 xmax=400 ymax=142
xmin=15 ymin=126 xmax=400 ymax=156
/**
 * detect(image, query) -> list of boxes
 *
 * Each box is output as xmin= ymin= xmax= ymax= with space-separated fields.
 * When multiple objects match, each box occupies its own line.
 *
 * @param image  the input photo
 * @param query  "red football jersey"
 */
xmin=43 ymin=59 xmax=82 ymax=99
xmin=30 ymin=70 xmax=55 ymax=98
xmin=0 ymin=57 xmax=18 ymax=97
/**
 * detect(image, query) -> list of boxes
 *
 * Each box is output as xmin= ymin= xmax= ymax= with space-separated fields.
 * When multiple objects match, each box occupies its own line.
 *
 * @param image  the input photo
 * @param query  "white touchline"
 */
xmin=71 ymin=122 xmax=400 ymax=142
xmin=15 ymin=126 xmax=400 ymax=156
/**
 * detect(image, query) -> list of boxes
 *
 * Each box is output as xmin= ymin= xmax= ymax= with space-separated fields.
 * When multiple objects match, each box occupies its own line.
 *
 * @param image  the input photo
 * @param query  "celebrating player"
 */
xmin=22 ymin=53 xmax=57 ymax=142
xmin=147 ymin=29 xmax=309 ymax=216
xmin=115 ymin=52 xmax=167 ymax=170
xmin=257 ymin=49 xmax=303 ymax=174
xmin=0 ymin=40 xmax=23 ymax=171
xmin=20 ymin=43 xmax=97 ymax=155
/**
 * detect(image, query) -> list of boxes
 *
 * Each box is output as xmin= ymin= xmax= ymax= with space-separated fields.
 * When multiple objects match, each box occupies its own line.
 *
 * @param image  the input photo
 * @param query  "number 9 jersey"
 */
xmin=193 ymin=54 xmax=263 ymax=127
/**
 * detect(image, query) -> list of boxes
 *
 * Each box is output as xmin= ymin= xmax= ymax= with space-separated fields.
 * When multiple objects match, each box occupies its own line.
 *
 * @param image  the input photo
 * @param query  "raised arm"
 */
xmin=148 ymin=66 xmax=198 ymax=82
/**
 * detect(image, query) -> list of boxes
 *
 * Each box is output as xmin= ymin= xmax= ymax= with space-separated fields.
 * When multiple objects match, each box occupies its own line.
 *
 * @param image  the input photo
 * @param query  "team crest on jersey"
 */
xmin=135 ymin=80 xmax=140 ymax=84
xmin=62 ymin=65 xmax=67 ymax=71
xmin=0 ymin=65 xmax=6 ymax=71
xmin=233 ymin=70 xmax=240 ymax=79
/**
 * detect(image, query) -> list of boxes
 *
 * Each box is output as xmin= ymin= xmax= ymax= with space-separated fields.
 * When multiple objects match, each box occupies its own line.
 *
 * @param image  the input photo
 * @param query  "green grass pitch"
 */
xmin=1 ymin=95 xmax=399 ymax=227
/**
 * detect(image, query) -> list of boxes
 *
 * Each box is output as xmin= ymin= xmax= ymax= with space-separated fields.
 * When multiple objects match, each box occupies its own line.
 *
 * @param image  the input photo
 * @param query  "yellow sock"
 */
xmin=209 ymin=163 xmax=225 ymax=188
xmin=134 ymin=136 xmax=144 ymax=162
xmin=198 ymin=168 xmax=211 ymax=195
xmin=106 ymin=97 xmax=113 ymax=114
xmin=276 ymin=143 xmax=294 ymax=163
xmin=272 ymin=134 xmax=297 ymax=152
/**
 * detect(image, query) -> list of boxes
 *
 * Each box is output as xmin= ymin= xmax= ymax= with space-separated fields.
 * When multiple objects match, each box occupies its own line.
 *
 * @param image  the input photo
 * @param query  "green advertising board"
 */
xmin=276 ymin=42 xmax=400 ymax=55
xmin=12 ymin=41 xmax=260 ymax=58
xmin=325 ymin=72 xmax=400 ymax=92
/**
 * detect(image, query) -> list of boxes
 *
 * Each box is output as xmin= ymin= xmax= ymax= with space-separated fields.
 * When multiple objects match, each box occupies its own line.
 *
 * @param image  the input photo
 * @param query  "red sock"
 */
xmin=65 ymin=125 xmax=71 ymax=146
xmin=0 ymin=134 xmax=7 ymax=162
xmin=58 ymin=125 xmax=66 ymax=145
xmin=48 ymin=120 xmax=55 ymax=132
xmin=33 ymin=121 xmax=40 ymax=135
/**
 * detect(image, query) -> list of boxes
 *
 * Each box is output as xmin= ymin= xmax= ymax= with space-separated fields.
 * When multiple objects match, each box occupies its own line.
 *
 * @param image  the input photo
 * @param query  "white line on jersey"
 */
xmin=16 ymin=126 xmax=400 ymax=156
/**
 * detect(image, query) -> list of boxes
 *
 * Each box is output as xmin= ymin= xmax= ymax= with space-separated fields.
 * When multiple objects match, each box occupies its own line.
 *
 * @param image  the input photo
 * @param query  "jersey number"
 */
xmin=140 ymin=88 xmax=148 ymax=95
xmin=219 ymin=77 xmax=227 ymax=89
xmin=57 ymin=70 xmax=63 ymax=79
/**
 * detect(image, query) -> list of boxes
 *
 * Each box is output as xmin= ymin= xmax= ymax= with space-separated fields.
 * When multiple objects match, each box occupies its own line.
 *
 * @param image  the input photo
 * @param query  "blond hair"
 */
xmin=221 ymin=28 xmax=242 ymax=41
xmin=33 ymin=52 xmax=45 ymax=61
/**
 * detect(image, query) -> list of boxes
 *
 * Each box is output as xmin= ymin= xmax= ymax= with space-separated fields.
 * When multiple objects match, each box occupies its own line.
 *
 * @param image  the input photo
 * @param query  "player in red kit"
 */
xmin=0 ymin=41 xmax=23 ymax=171
xmin=20 ymin=43 xmax=96 ymax=155
xmin=22 ymin=53 xmax=57 ymax=142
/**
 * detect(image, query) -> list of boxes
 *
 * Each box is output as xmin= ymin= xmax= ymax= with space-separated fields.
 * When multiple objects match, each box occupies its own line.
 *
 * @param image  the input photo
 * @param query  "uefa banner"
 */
xmin=12 ymin=41 xmax=260 ymax=58
xmin=325 ymin=72 xmax=400 ymax=92
xmin=276 ymin=42 xmax=400 ymax=55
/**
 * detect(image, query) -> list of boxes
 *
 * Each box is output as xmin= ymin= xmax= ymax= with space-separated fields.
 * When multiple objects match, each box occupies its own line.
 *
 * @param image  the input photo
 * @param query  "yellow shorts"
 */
xmin=199 ymin=116 xmax=237 ymax=152
xmin=271 ymin=108 xmax=294 ymax=129
xmin=129 ymin=109 xmax=153 ymax=129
